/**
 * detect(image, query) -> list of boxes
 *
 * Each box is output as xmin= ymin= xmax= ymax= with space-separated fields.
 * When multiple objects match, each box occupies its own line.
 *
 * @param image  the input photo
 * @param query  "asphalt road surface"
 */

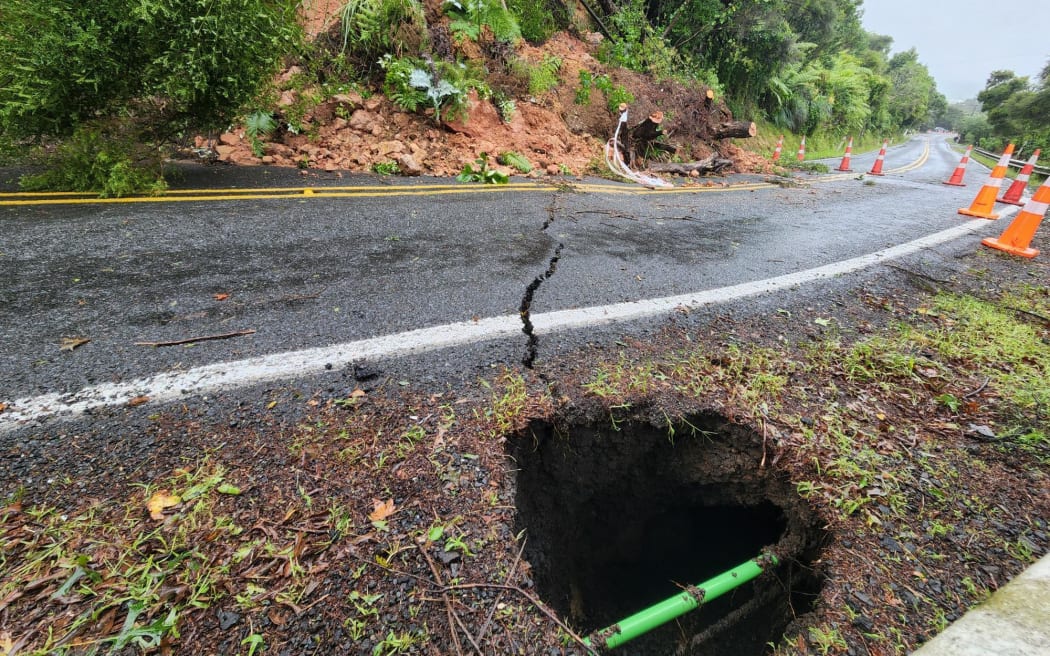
xmin=0 ymin=135 xmax=1011 ymax=427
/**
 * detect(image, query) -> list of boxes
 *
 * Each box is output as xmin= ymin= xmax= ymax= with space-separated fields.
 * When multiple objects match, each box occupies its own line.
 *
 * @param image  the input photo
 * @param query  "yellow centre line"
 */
xmin=884 ymin=139 xmax=930 ymax=174
xmin=0 ymin=179 xmax=779 ymax=206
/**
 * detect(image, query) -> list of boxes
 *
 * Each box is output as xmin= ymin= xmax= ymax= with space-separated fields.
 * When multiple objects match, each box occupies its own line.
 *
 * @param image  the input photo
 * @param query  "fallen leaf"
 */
xmin=147 ymin=491 xmax=181 ymax=520
xmin=59 ymin=337 xmax=90 ymax=352
xmin=266 ymin=400 xmax=278 ymax=410
xmin=814 ymin=318 xmax=831 ymax=327
xmin=0 ymin=403 xmax=6 ymax=414
xmin=127 ymin=395 xmax=150 ymax=407
xmin=217 ymin=483 xmax=242 ymax=495
xmin=350 ymin=388 xmax=367 ymax=399
xmin=213 ymin=293 xmax=230 ymax=301
xmin=1 ymin=630 xmax=13 ymax=655
xmin=369 ymin=498 xmax=396 ymax=523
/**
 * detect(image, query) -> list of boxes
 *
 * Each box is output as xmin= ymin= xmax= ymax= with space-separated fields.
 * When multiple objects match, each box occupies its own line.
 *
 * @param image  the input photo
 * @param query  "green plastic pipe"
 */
xmin=582 ymin=552 xmax=778 ymax=651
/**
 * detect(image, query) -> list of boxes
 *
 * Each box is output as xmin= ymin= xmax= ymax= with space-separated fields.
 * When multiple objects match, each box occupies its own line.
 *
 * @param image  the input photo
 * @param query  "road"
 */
xmin=0 ymin=135 xmax=1013 ymax=427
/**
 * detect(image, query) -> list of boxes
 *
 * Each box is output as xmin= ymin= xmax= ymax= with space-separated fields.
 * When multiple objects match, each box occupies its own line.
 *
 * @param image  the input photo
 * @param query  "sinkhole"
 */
xmin=512 ymin=412 xmax=827 ymax=655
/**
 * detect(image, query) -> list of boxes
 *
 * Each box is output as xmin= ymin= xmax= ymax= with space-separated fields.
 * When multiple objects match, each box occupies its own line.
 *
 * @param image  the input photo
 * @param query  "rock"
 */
xmin=219 ymin=132 xmax=241 ymax=146
xmin=396 ymin=154 xmax=423 ymax=176
xmin=331 ymin=91 xmax=363 ymax=111
xmin=376 ymin=140 xmax=405 ymax=156
xmin=348 ymin=109 xmax=378 ymax=133
xmin=277 ymin=90 xmax=298 ymax=107
xmin=364 ymin=96 xmax=383 ymax=112
xmin=324 ymin=162 xmax=338 ymax=172
xmin=443 ymin=90 xmax=502 ymax=139
xmin=262 ymin=156 xmax=275 ymax=164
xmin=277 ymin=66 xmax=302 ymax=84
xmin=215 ymin=145 xmax=236 ymax=161
xmin=331 ymin=118 xmax=349 ymax=131
xmin=546 ymin=164 xmax=561 ymax=176
xmin=217 ymin=610 xmax=241 ymax=630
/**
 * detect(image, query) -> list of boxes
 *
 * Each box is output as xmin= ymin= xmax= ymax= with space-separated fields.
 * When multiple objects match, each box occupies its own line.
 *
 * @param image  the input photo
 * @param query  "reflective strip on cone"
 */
xmin=998 ymin=149 xmax=1041 ymax=205
xmin=982 ymin=177 xmax=1050 ymax=258
xmin=959 ymin=143 xmax=1015 ymax=219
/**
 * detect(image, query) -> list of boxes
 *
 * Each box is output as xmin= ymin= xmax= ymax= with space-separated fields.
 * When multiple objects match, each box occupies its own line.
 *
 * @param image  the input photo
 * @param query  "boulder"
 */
xmin=396 ymin=154 xmax=424 ymax=176
xmin=443 ymin=90 xmax=502 ymax=140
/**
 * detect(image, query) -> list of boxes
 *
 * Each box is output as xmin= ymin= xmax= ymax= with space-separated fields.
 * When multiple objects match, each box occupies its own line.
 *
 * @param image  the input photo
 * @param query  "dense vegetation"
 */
xmin=0 ymin=0 xmax=301 ymax=195
xmin=1 ymin=0 xmax=1046 ymax=192
xmin=939 ymin=64 xmax=1050 ymax=162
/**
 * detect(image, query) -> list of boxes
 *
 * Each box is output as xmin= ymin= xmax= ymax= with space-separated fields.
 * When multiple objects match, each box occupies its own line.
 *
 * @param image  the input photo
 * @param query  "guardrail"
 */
xmin=973 ymin=146 xmax=1050 ymax=176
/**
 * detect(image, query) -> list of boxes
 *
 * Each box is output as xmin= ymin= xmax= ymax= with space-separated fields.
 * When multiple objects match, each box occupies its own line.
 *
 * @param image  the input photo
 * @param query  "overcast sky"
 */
xmin=860 ymin=1 xmax=1050 ymax=102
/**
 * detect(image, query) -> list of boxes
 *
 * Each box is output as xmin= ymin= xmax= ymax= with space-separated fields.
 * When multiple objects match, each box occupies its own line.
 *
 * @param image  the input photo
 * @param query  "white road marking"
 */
xmin=1 ymin=211 xmax=1017 ymax=430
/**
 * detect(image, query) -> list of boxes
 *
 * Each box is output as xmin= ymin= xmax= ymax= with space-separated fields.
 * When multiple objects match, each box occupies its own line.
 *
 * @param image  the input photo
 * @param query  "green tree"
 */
xmin=977 ymin=70 xmax=1032 ymax=136
xmin=0 ymin=0 xmax=301 ymax=193
xmin=885 ymin=48 xmax=938 ymax=129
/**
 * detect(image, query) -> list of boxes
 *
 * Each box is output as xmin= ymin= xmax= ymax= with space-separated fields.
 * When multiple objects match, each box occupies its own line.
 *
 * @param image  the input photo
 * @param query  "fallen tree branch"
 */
xmin=447 ymin=582 xmax=597 ymax=655
xmin=476 ymin=540 xmax=526 ymax=645
xmin=418 ymin=543 xmax=473 ymax=656
xmin=135 ymin=329 xmax=256 ymax=347
xmin=649 ymin=154 xmax=734 ymax=176
xmin=712 ymin=120 xmax=756 ymax=139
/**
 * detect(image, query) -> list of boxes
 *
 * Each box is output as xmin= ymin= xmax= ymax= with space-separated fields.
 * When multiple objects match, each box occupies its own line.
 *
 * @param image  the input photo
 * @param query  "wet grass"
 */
xmin=2 ymin=274 xmax=1046 ymax=655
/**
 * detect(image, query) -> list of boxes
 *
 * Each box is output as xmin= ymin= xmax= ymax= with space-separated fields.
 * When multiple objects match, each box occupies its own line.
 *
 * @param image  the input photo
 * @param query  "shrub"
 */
xmin=0 ymin=0 xmax=301 ymax=140
xmin=443 ymin=0 xmax=521 ymax=43
xmin=506 ymin=0 xmax=568 ymax=44
xmin=339 ymin=0 xmax=427 ymax=64
xmin=525 ymin=56 xmax=562 ymax=97
xmin=0 ymin=0 xmax=301 ymax=193
xmin=381 ymin=56 xmax=488 ymax=123
xmin=19 ymin=121 xmax=167 ymax=198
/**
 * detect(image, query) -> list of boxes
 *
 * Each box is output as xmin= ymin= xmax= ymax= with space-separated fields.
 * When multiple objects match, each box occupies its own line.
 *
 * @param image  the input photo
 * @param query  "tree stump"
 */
xmin=626 ymin=111 xmax=676 ymax=166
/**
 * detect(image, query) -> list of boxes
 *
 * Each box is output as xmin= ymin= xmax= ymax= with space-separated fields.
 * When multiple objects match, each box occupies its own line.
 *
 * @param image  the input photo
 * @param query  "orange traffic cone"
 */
xmin=771 ymin=135 xmax=784 ymax=162
xmin=943 ymin=145 xmax=973 ymax=186
xmin=959 ymin=143 xmax=1015 ymax=219
xmin=868 ymin=140 xmax=888 ymax=176
xmin=997 ymin=148 xmax=1041 ymax=205
xmin=836 ymin=136 xmax=854 ymax=172
xmin=796 ymin=136 xmax=806 ymax=161
xmin=982 ymin=174 xmax=1050 ymax=258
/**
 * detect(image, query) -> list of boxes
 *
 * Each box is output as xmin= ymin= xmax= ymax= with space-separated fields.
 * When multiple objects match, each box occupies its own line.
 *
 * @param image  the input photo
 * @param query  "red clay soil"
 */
xmin=195 ymin=4 xmax=770 ymax=180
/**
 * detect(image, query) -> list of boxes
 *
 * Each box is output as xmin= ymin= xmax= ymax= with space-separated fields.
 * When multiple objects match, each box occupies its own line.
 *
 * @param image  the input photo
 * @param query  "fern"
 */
xmin=442 ymin=0 xmax=520 ymax=43
xmin=497 ymin=151 xmax=532 ymax=173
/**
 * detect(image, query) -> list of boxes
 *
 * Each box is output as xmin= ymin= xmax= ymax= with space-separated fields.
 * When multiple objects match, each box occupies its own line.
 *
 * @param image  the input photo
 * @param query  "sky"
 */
xmin=860 ymin=0 xmax=1050 ymax=102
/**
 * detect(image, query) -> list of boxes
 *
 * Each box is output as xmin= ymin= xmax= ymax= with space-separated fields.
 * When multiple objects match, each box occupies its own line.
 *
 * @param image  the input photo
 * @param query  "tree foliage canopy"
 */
xmin=0 ymin=0 xmax=302 ymax=140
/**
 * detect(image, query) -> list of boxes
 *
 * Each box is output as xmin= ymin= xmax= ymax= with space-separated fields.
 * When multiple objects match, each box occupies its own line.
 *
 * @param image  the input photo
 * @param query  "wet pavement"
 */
xmin=0 ymin=136 xmax=998 ymax=408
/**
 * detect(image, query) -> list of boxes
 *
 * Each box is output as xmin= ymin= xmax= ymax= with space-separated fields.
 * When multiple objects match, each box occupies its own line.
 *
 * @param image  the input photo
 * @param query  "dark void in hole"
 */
xmin=512 ymin=412 xmax=828 ymax=656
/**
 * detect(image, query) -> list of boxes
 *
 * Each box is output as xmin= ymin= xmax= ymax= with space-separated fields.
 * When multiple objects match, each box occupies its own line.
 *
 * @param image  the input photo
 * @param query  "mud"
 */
xmin=512 ymin=411 xmax=828 ymax=655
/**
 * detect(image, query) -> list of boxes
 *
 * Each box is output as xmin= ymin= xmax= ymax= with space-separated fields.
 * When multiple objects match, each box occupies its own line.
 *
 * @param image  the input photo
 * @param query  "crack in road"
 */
xmin=520 ymin=194 xmax=565 ymax=368
xmin=519 ymin=243 xmax=563 ymax=368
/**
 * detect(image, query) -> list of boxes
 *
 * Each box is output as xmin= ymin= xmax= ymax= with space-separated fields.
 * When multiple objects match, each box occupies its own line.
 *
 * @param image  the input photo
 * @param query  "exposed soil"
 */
xmin=2 ymin=5 xmax=1048 ymax=656
xmin=2 ymin=231 xmax=1047 ymax=656
xmin=188 ymin=4 xmax=770 ymax=181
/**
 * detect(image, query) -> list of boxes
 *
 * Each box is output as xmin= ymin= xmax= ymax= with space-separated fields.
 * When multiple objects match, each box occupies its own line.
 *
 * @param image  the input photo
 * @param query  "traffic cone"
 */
xmin=868 ymin=140 xmax=888 ymax=176
xmin=771 ymin=135 xmax=784 ymax=162
xmin=796 ymin=136 xmax=806 ymax=161
xmin=997 ymin=149 xmax=1041 ymax=205
xmin=943 ymin=145 xmax=973 ymax=186
xmin=836 ymin=136 xmax=854 ymax=172
xmin=959 ymin=143 xmax=1015 ymax=219
xmin=981 ymin=174 xmax=1050 ymax=258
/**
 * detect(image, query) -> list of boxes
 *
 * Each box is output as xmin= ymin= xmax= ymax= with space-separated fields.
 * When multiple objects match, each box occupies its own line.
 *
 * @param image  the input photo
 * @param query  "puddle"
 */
xmin=512 ymin=412 xmax=827 ymax=655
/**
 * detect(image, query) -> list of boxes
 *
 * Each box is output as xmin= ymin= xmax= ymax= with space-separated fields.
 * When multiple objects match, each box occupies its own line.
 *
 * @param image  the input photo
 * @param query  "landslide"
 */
xmin=189 ymin=3 xmax=772 ymax=179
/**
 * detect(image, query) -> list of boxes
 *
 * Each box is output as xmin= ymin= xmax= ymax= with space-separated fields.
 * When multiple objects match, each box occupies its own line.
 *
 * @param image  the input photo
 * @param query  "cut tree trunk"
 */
xmin=649 ymin=154 xmax=734 ymax=176
xmin=713 ymin=120 xmax=757 ymax=139
xmin=626 ymin=111 xmax=677 ymax=166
